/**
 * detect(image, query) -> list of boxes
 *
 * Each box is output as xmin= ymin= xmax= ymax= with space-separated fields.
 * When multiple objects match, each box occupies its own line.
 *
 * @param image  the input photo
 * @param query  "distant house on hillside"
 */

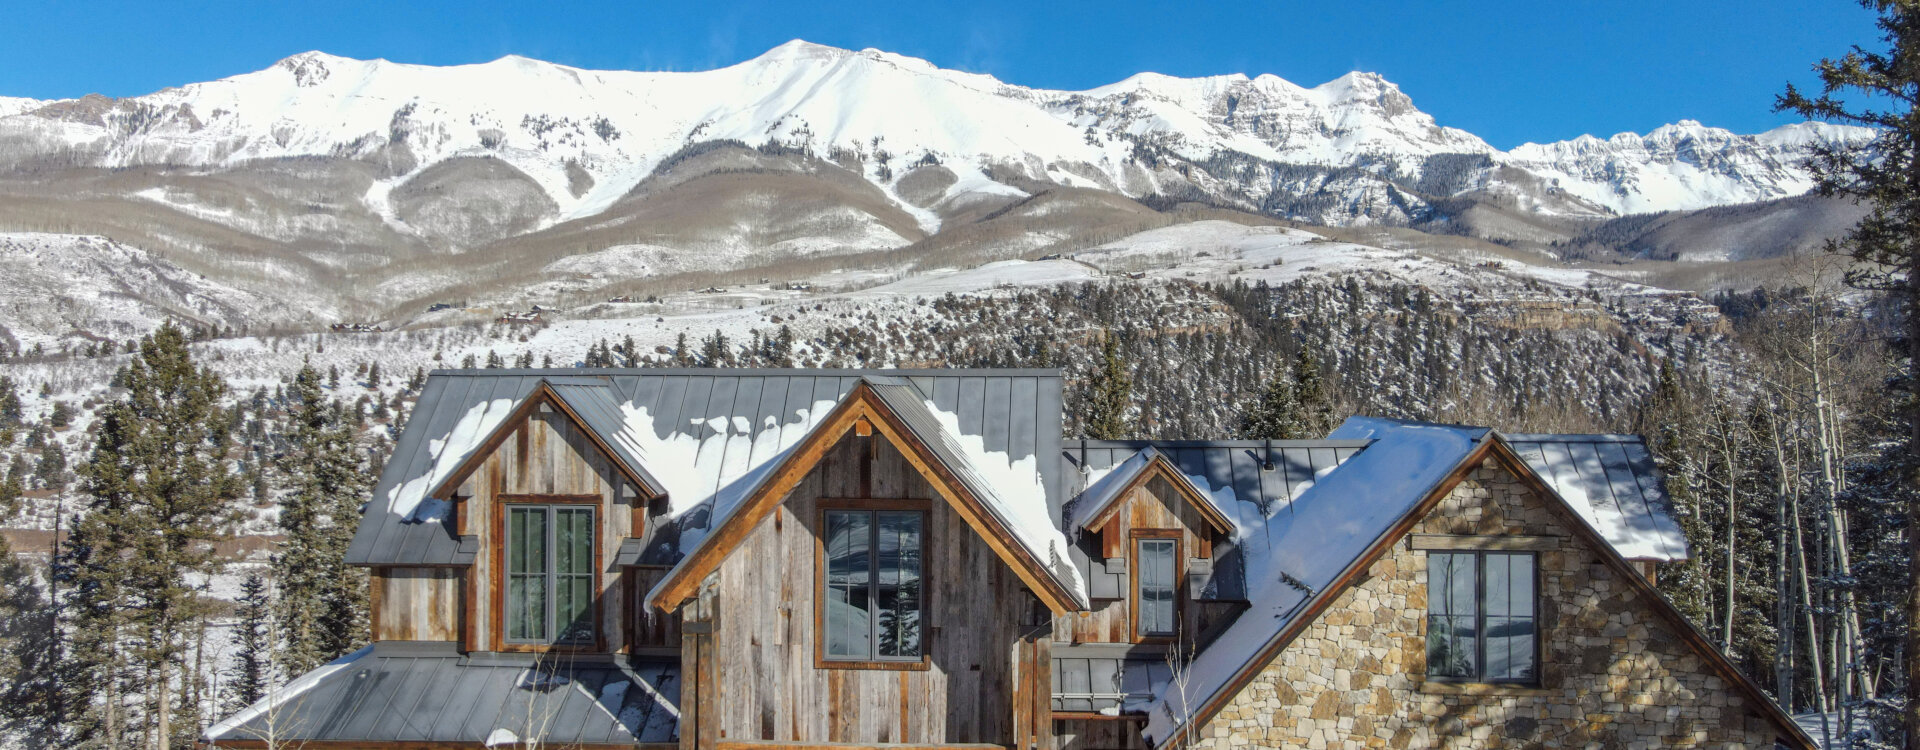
xmin=203 ymin=368 xmax=1814 ymax=749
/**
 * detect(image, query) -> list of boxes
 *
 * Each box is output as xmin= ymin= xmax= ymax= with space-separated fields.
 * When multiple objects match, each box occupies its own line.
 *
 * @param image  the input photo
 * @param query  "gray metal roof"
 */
xmin=1500 ymin=433 xmax=1690 ymax=562
xmin=1062 ymin=439 xmax=1371 ymax=601
xmin=1052 ymin=644 xmax=1172 ymax=715
xmin=202 ymin=642 xmax=679 ymax=746
xmin=1065 ymin=446 xmax=1237 ymax=532
xmin=350 ymin=369 xmax=1067 ymax=567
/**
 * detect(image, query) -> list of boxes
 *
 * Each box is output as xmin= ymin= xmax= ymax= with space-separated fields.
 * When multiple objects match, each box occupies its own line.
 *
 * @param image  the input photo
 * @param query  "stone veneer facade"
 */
xmin=1190 ymin=457 xmax=1790 ymax=750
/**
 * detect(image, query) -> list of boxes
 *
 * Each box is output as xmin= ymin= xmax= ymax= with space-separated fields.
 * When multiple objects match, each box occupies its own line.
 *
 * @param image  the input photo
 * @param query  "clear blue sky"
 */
xmin=0 ymin=0 xmax=1880 ymax=149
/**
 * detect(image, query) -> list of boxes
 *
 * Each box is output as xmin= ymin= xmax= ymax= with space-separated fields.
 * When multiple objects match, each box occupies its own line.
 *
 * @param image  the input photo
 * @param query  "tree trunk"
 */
xmin=1907 ymin=243 xmax=1920 ymax=750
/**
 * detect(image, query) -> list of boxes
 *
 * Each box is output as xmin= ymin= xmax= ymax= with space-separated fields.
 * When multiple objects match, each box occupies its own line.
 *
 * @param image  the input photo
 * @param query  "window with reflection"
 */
xmin=1135 ymin=537 xmax=1178 ymax=638
xmin=823 ymin=509 xmax=924 ymax=661
xmin=504 ymin=504 xmax=596 ymax=645
xmin=1426 ymin=551 xmax=1537 ymax=683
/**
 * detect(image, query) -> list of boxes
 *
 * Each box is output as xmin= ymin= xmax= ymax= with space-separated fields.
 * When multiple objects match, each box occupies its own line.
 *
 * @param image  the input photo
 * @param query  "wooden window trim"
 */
xmin=1129 ymin=529 xmax=1183 ymax=644
xmin=1421 ymin=550 xmax=1542 ymax=687
xmin=813 ymin=498 xmax=933 ymax=671
xmin=492 ymin=494 xmax=605 ymax=654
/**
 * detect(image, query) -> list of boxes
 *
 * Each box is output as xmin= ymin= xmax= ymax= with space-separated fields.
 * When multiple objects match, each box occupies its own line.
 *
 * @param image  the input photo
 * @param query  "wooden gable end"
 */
xmin=1064 ymin=460 xmax=1243 ymax=645
xmin=369 ymin=382 xmax=657 ymax=654
xmin=648 ymin=382 xmax=1081 ymax=615
xmin=679 ymin=423 xmax=1047 ymax=749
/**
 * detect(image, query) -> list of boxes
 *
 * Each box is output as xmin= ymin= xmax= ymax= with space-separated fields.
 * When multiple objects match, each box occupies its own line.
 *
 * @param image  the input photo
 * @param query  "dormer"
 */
xmin=1064 ymin=447 xmax=1236 ymax=643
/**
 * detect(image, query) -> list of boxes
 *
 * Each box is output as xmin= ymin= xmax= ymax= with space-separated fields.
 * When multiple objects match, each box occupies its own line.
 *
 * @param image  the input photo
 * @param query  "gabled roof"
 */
xmin=201 ymin=642 xmax=679 ymax=747
xmin=1140 ymin=417 xmax=1488 ymax=746
xmin=1502 ymin=433 xmax=1689 ymax=562
xmin=1068 ymin=446 xmax=1237 ymax=535
xmin=1138 ymin=419 xmax=1814 ymax=750
xmin=645 ymin=376 xmax=1088 ymax=613
xmin=348 ymin=368 xmax=1069 ymax=568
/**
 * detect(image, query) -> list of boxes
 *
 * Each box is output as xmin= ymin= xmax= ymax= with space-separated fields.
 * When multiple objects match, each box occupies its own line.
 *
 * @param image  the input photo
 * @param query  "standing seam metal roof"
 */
xmin=202 ymin=642 xmax=679 ymax=746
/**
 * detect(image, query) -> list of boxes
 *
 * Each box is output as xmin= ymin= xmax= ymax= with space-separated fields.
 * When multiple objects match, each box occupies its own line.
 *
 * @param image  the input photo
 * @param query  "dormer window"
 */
xmin=1134 ymin=535 xmax=1180 ymax=638
xmin=503 ymin=501 xmax=597 ymax=647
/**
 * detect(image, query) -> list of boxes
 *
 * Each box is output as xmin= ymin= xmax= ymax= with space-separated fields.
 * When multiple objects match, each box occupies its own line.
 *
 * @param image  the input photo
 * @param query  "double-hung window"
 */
xmin=822 ymin=509 xmax=924 ymax=662
xmin=1426 ymin=551 xmax=1537 ymax=683
xmin=1134 ymin=536 xmax=1179 ymax=639
xmin=504 ymin=504 xmax=596 ymax=646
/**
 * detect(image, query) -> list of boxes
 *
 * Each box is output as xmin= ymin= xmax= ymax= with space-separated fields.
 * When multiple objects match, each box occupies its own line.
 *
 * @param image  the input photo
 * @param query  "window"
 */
xmin=822 ymin=509 xmax=924 ymax=662
xmin=505 ymin=504 xmax=596 ymax=645
xmin=1135 ymin=537 xmax=1178 ymax=639
xmin=1426 ymin=551 xmax=1537 ymax=683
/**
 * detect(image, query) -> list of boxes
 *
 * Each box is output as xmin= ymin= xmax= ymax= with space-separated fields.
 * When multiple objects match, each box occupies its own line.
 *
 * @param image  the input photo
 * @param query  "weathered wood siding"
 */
xmin=695 ymin=432 xmax=1040 ymax=747
xmin=454 ymin=402 xmax=640 ymax=652
xmin=1060 ymin=474 xmax=1235 ymax=644
xmin=371 ymin=567 xmax=462 ymax=641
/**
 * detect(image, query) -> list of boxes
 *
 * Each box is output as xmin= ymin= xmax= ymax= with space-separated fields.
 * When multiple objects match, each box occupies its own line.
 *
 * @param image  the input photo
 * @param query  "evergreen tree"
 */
xmin=224 ymin=573 xmax=272 ymax=715
xmin=408 ymin=367 xmax=426 ymax=391
xmin=774 ymin=325 xmax=796 ymax=368
xmin=1778 ymin=8 xmax=1920 ymax=742
xmin=621 ymin=334 xmax=639 ymax=367
xmin=35 ymin=438 xmax=66 ymax=491
xmin=1083 ymin=331 xmax=1133 ymax=439
xmin=365 ymin=361 xmax=382 ymax=388
xmin=273 ymin=364 xmax=370 ymax=676
xmin=672 ymin=333 xmax=692 ymax=366
xmin=484 ymin=349 xmax=504 ymax=369
xmin=0 ymin=376 xmax=21 ymax=428
xmin=59 ymin=322 xmax=240 ymax=748
xmin=0 ymin=522 xmax=60 ymax=744
xmin=1240 ymin=361 xmax=1300 ymax=440
xmin=460 ymin=353 xmax=477 ymax=369
xmin=1290 ymin=348 xmax=1336 ymax=437
xmin=700 ymin=330 xmax=732 ymax=367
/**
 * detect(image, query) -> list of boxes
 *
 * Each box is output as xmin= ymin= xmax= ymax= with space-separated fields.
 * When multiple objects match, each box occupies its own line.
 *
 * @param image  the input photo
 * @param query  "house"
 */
xmin=203 ymin=368 xmax=1815 ymax=749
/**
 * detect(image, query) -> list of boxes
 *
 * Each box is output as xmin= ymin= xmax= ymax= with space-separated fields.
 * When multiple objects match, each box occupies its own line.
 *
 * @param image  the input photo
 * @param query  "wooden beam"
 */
xmin=1407 ymin=534 xmax=1563 ymax=551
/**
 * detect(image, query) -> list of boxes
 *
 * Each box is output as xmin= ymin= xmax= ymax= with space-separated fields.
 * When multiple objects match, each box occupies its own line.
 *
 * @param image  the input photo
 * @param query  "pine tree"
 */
xmin=35 ymin=438 xmax=66 ymax=491
xmin=365 ymin=361 xmax=382 ymax=388
xmin=460 ymin=353 xmax=477 ymax=369
xmin=1291 ymin=348 xmax=1336 ymax=437
xmin=700 ymin=330 xmax=732 ymax=367
xmin=224 ymin=573 xmax=272 ymax=715
xmin=1778 ymin=9 xmax=1920 ymax=742
xmin=485 ymin=349 xmax=504 ymax=369
xmin=1083 ymin=331 xmax=1133 ymax=439
xmin=0 ymin=526 xmax=60 ymax=744
xmin=621 ymin=334 xmax=639 ymax=367
xmin=672 ymin=333 xmax=692 ymax=366
xmin=1240 ymin=361 xmax=1300 ymax=440
xmin=0 ymin=376 xmax=21 ymax=428
xmin=273 ymin=364 xmax=370 ymax=676
xmin=59 ymin=322 xmax=240 ymax=748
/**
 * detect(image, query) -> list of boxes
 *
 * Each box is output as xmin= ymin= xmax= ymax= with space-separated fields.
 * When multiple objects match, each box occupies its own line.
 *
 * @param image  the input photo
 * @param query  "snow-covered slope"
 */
xmin=0 ymin=41 xmax=1873 ymax=230
xmin=0 ymin=233 xmax=325 ymax=353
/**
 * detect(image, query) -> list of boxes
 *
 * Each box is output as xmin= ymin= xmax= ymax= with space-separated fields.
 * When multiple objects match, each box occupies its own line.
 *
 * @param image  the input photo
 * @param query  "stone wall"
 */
xmin=1189 ymin=457 xmax=1789 ymax=749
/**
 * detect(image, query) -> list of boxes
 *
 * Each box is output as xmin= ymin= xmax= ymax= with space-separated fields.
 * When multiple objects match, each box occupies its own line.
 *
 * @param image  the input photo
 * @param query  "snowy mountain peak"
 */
xmin=0 ymin=42 xmax=1879 ymax=229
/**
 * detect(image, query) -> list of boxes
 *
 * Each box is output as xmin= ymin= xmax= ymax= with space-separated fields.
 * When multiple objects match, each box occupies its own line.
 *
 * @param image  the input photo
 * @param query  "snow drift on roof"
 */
xmin=1501 ymin=433 xmax=1689 ymax=562
xmin=1067 ymin=446 xmax=1237 ymax=535
xmin=1143 ymin=417 xmax=1485 ymax=746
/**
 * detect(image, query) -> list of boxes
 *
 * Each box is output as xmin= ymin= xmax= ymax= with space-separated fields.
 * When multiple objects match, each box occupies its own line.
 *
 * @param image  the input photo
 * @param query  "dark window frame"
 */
xmin=1129 ymin=529 xmax=1184 ymax=643
xmin=814 ymin=499 xmax=931 ymax=670
xmin=494 ymin=495 xmax=601 ymax=652
xmin=1424 ymin=550 xmax=1540 ymax=685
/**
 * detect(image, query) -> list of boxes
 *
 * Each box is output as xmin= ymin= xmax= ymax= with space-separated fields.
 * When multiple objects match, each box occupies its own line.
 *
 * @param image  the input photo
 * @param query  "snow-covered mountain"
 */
xmin=0 ymin=41 xmax=1872 ymax=228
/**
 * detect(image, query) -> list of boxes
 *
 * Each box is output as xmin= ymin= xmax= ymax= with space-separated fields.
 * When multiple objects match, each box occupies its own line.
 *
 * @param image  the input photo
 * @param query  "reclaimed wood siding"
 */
xmin=1060 ymin=474 xmax=1234 ymax=644
xmin=704 ymin=432 xmax=1034 ymax=747
xmin=371 ymin=567 xmax=462 ymax=641
xmin=457 ymin=404 xmax=638 ymax=652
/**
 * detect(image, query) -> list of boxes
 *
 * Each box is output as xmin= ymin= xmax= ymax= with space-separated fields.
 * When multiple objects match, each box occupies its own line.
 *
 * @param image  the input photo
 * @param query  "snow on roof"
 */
xmin=865 ymin=377 xmax=1087 ymax=605
xmin=1143 ymin=417 xmax=1487 ymax=746
xmin=1067 ymin=446 xmax=1236 ymax=534
xmin=1500 ymin=433 xmax=1689 ymax=562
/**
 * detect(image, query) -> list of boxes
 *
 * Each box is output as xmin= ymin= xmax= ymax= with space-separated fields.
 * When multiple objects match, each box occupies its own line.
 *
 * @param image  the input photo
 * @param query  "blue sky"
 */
xmin=0 ymin=1 xmax=1879 ymax=149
